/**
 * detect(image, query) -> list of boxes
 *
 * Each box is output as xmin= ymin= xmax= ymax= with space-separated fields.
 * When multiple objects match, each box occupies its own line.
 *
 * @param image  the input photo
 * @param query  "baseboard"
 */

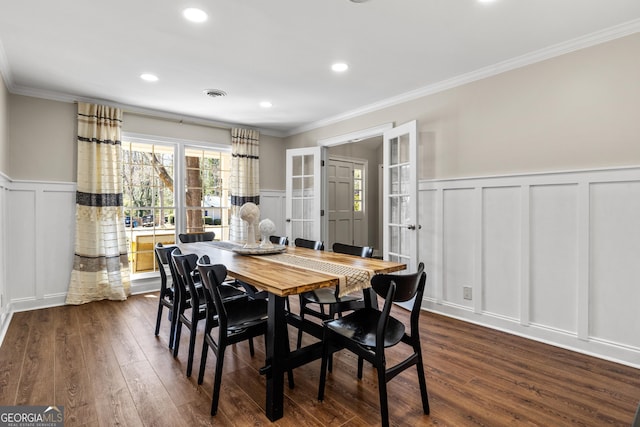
xmin=0 ymin=308 xmax=13 ymax=349
xmin=421 ymin=299 xmax=640 ymax=370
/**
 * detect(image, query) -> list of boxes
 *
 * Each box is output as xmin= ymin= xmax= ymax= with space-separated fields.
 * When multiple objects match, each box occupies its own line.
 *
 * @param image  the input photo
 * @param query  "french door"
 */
xmin=285 ymin=147 xmax=324 ymax=244
xmin=383 ymin=120 xmax=418 ymax=272
xmin=285 ymin=120 xmax=418 ymax=269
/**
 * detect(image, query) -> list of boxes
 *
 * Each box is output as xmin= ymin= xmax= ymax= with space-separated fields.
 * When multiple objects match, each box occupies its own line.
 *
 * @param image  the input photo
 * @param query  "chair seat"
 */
xmin=301 ymin=288 xmax=361 ymax=305
xmin=224 ymin=298 xmax=268 ymax=331
xmin=325 ymin=308 xmax=405 ymax=348
xmin=218 ymin=283 xmax=246 ymax=300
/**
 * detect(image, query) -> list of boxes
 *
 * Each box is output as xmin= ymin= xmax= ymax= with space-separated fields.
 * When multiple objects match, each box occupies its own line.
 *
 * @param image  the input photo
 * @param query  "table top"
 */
xmin=179 ymin=242 xmax=406 ymax=297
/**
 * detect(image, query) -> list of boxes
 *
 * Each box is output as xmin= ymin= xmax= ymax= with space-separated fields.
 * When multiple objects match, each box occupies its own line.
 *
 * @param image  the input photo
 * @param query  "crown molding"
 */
xmin=286 ymin=18 xmax=640 ymax=137
xmin=7 ymin=84 xmax=288 ymax=138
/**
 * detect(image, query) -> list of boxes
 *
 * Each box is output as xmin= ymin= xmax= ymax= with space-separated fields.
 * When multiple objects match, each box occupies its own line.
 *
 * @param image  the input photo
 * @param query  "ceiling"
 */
xmin=1 ymin=1 xmax=640 ymax=137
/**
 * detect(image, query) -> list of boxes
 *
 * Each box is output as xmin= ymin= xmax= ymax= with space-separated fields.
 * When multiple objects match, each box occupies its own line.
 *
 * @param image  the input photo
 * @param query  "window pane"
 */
xmin=122 ymin=140 xmax=176 ymax=274
xmin=184 ymin=147 xmax=231 ymax=240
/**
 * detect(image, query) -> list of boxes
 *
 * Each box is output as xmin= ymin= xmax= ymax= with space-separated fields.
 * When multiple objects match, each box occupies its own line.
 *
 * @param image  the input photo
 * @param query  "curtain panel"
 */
xmin=66 ymin=103 xmax=131 ymax=304
xmin=229 ymin=128 xmax=260 ymax=243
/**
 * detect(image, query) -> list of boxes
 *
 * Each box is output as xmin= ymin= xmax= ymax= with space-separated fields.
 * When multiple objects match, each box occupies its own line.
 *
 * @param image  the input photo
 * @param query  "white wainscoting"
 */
xmin=0 ymin=174 xmax=9 ymax=339
xmin=419 ymin=167 xmax=640 ymax=368
xmin=2 ymin=184 xmax=288 ymax=313
xmin=3 ymin=171 xmax=639 ymax=368
xmin=6 ymin=180 xmax=76 ymax=312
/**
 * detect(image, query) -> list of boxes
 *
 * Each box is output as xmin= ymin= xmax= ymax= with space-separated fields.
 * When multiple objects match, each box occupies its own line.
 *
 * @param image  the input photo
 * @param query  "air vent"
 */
xmin=203 ymin=89 xmax=227 ymax=98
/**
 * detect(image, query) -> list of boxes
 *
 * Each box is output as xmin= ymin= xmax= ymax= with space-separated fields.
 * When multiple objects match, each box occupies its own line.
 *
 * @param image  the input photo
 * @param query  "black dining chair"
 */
xmin=296 ymin=242 xmax=373 ymax=349
xmin=178 ymin=231 xmax=215 ymax=243
xmin=171 ymin=249 xmax=245 ymax=377
xmin=294 ymin=238 xmax=324 ymax=250
xmin=196 ymin=256 xmax=270 ymax=416
xmin=269 ymin=235 xmax=289 ymax=246
xmin=154 ymin=243 xmax=179 ymax=349
xmin=317 ymin=262 xmax=430 ymax=427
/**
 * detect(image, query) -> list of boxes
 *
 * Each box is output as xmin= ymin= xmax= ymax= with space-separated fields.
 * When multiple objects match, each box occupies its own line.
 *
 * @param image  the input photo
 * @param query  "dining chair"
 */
xmin=196 ymin=256 xmax=270 ymax=416
xmin=633 ymin=401 xmax=640 ymax=427
xmin=178 ymin=231 xmax=215 ymax=243
xmin=269 ymin=235 xmax=289 ymax=246
xmin=317 ymin=262 xmax=430 ymax=427
xmin=294 ymin=238 xmax=324 ymax=250
xmin=296 ymin=242 xmax=373 ymax=349
xmin=171 ymin=249 xmax=245 ymax=377
xmin=154 ymin=243 xmax=179 ymax=349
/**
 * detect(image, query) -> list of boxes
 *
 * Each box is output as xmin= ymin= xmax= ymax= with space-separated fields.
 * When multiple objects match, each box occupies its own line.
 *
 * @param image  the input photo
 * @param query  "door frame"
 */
xmin=318 ymin=123 xmax=394 ymax=251
xmin=327 ymin=155 xmax=369 ymax=250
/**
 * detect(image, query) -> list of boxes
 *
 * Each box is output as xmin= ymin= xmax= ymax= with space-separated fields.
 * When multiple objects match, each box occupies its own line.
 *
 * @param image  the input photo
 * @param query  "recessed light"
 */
xmin=183 ymin=8 xmax=208 ymax=23
xmin=259 ymin=101 xmax=273 ymax=108
xmin=331 ymin=63 xmax=349 ymax=72
xmin=477 ymin=0 xmax=496 ymax=3
xmin=140 ymin=73 xmax=158 ymax=82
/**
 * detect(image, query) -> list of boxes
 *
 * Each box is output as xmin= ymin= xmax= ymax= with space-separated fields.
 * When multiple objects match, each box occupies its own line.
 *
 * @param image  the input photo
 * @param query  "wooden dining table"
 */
xmin=179 ymin=241 xmax=406 ymax=421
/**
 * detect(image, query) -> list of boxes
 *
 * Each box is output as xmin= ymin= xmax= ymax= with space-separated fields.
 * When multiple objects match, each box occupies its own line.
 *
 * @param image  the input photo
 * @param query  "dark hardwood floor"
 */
xmin=1 ymin=292 xmax=639 ymax=426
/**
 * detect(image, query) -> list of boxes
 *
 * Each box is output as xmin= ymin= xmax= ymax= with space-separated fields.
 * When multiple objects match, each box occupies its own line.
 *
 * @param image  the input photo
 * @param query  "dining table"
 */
xmin=179 ymin=240 xmax=406 ymax=421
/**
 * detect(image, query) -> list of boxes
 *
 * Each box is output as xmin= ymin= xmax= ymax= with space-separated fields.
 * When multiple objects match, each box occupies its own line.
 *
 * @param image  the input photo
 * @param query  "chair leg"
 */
xmin=249 ymin=337 xmax=255 ymax=356
xmin=357 ymin=356 xmax=364 ymax=379
xmin=173 ymin=320 xmax=183 ymax=357
xmin=377 ymin=368 xmax=390 ymax=427
xmin=317 ymin=331 xmax=330 ymax=401
xmin=168 ymin=306 xmax=178 ymax=349
xmin=285 ymin=330 xmax=294 ymax=389
xmin=416 ymin=357 xmax=430 ymax=415
xmin=198 ymin=338 xmax=210 ymax=385
xmin=211 ymin=345 xmax=226 ymax=416
xmin=154 ymin=303 xmax=163 ymax=336
xmin=186 ymin=320 xmax=197 ymax=377
xmin=296 ymin=297 xmax=307 ymax=349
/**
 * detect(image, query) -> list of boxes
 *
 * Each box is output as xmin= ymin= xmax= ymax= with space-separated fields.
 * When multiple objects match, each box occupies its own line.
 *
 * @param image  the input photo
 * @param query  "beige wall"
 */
xmin=0 ymin=74 xmax=9 ymax=176
xmin=286 ymin=33 xmax=640 ymax=180
xmin=7 ymin=96 xmax=286 ymax=187
xmin=9 ymin=95 xmax=76 ymax=181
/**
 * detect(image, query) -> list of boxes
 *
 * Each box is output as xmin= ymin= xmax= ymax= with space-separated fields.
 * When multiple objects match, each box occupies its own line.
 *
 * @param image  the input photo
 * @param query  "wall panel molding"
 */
xmin=419 ymin=166 xmax=640 ymax=368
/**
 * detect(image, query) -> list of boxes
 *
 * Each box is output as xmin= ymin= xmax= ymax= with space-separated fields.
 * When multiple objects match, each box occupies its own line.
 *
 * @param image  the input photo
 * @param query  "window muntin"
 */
xmin=122 ymin=141 xmax=176 ymax=274
xmin=184 ymin=147 xmax=232 ymax=239
xmin=353 ymin=167 xmax=364 ymax=213
xmin=121 ymin=139 xmax=231 ymax=275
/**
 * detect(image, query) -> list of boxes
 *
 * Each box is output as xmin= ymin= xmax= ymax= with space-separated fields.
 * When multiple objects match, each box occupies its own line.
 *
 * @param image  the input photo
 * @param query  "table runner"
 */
xmin=204 ymin=241 xmax=374 ymax=297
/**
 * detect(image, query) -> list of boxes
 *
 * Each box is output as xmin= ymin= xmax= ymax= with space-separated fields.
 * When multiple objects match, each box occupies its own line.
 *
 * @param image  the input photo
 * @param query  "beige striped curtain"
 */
xmin=229 ymin=128 xmax=260 ymax=243
xmin=66 ymin=103 xmax=131 ymax=305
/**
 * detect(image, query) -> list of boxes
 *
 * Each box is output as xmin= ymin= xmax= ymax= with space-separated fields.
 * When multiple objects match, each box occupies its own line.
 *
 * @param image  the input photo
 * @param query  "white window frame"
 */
xmin=122 ymin=132 xmax=231 ymax=279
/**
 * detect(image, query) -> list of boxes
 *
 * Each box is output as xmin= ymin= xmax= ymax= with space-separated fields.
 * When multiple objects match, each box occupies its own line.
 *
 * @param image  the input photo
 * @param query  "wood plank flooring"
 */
xmin=1 ymin=293 xmax=639 ymax=426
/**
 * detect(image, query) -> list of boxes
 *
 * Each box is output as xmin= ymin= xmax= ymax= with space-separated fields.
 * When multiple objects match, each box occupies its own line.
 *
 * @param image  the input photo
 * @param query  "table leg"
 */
xmin=265 ymin=294 xmax=287 ymax=421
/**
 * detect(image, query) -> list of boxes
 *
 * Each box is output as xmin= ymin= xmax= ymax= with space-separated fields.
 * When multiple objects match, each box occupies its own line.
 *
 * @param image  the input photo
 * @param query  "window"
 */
xmin=184 ymin=146 xmax=232 ymax=238
xmin=353 ymin=167 xmax=364 ymax=212
xmin=121 ymin=138 xmax=231 ymax=275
